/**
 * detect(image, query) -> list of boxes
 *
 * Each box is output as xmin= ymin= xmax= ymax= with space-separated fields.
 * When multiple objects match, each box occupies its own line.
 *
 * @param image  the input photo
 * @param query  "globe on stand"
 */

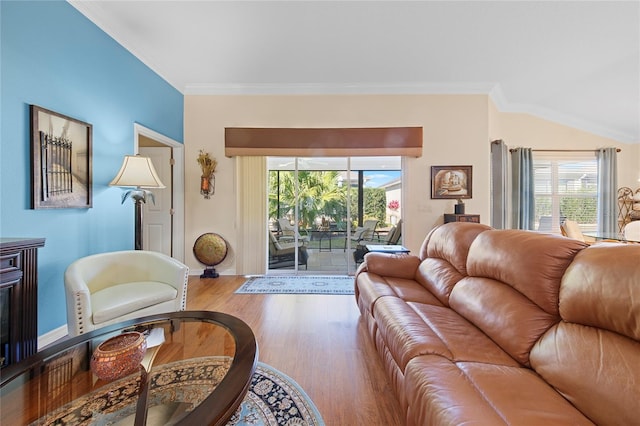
xmin=193 ymin=233 xmax=228 ymax=278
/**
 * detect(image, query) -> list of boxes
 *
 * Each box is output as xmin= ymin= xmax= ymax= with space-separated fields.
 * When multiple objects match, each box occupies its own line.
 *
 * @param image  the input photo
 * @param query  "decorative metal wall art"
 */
xmin=30 ymin=105 xmax=92 ymax=209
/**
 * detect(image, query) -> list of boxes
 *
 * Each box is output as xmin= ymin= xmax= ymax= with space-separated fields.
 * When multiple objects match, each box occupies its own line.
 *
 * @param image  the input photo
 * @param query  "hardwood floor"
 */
xmin=186 ymin=275 xmax=405 ymax=426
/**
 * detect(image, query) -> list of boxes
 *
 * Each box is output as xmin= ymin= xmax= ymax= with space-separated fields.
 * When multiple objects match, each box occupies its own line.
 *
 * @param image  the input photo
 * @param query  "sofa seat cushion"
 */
xmin=91 ymin=281 xmax=178 ymax=324
xmin=405 ymin=355 xmax=594 ymax=426
xmin=374 ymin=297 xmax=518 ymax=371
xmin=356 ymin=272 xmax=443 ymax=314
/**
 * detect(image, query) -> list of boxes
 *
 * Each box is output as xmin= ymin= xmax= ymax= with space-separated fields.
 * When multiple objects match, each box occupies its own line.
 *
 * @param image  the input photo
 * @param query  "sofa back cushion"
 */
xmin=530 ymin=243 xmax=640 ymax=426
xmin=415 ymin=223 xmax=491 ymax=306
xmin=558 ymin=244 xmax=640 ymax=339
xmin=449 ymin=230 xmax=586 ymax=366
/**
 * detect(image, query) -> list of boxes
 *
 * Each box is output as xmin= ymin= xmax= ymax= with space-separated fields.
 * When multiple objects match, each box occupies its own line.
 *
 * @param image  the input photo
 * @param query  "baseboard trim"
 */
xmin=38 ymin=325 xmax=68 ymax=350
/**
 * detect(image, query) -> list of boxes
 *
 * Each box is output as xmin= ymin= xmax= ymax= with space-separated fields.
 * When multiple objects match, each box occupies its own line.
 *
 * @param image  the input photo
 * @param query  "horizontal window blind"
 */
xmin=533 ymin=152 xmax=598 ymax=233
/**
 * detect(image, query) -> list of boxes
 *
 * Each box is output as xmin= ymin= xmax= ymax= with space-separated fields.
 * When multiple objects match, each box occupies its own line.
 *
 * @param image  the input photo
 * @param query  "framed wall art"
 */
xmin=30 ymin=105 xmax=92 ymax=209
xmin=431 ymin=165 xmax=472 ymax=199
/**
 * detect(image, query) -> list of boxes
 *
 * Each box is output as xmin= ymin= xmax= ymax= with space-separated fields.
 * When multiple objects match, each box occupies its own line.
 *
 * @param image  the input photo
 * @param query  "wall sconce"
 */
xmin=197 ymin=150 xmax=217 ymax=199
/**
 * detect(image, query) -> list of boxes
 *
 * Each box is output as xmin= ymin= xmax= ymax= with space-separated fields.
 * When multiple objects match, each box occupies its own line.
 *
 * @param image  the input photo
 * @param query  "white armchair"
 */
xmin=64 ymin=250 xmax=189 ymax=336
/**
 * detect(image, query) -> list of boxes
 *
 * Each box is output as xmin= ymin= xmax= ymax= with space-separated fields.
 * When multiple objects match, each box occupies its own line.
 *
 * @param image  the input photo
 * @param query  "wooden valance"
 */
xmin=225 ymin=127 xmax=423 ymax=157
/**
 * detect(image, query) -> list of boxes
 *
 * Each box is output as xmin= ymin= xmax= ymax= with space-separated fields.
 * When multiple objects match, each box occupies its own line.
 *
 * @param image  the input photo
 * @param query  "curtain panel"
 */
xmin=235 ymin=156 xmax=267 ymax=275
xmin=511 ymin=147 xmax=535 ymax=230
xmin=596 ymin=148 xmax=618 ymax=234
xmin=491 ymin=140 xmax=509 ymax=229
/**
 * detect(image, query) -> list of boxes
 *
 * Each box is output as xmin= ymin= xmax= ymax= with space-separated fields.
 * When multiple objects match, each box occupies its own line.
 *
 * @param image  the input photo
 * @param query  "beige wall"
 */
xmin=493 ymin=109 xmax=638 ymax=188
xmin=184 ymin=94 xmax=638 ymax=275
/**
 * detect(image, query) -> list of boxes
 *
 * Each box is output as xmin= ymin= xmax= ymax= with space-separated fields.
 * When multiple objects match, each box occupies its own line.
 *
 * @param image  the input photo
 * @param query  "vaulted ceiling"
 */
xmin=70 ymin=1 xmax=639 ymax=143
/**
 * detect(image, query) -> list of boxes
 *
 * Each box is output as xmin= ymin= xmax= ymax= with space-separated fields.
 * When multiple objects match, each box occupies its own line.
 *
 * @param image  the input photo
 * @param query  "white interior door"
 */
xmin=140 ymin=146 xmax=172 ymax=255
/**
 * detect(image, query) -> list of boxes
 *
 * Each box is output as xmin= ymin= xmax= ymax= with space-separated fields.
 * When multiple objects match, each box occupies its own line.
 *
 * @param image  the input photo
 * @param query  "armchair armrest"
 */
xmin=64 ymin=267 xmax=94 ymax=336
xmin=360 ymin=252 xmax=421 ymax=280
xmin=143 ymin=252 xmax=189 ymax=311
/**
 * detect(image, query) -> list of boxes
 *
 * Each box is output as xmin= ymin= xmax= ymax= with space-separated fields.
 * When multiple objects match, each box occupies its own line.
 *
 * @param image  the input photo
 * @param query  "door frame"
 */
xmin=133 ymin=123 xmax=185 ymax=262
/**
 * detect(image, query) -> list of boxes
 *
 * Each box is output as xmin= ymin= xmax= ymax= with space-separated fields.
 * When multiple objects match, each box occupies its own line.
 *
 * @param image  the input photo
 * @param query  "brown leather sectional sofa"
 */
xmin=355 ymin=222 xmax=640 ymax=425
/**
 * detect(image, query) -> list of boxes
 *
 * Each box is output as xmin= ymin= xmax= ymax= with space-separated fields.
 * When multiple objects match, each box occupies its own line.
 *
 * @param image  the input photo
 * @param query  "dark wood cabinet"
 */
xmin=1 ymin=237 xmax=45 ymax=368
xmin=444 ymin=214 xmax=480 ymax=224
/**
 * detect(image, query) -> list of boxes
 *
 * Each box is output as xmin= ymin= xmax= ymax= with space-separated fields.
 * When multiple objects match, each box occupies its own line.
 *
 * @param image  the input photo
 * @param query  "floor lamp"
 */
xmin=109 ymin=155 xmax=165 ymax=250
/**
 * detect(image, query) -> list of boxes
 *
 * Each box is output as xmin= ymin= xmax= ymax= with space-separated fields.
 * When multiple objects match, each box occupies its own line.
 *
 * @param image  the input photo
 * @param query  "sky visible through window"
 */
xmin=364 ymin=170 xmax=401 ymax=188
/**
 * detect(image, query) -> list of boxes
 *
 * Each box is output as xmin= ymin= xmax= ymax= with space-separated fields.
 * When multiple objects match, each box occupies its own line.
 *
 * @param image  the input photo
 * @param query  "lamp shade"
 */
xmin=109 ymin=155 xmax=165 ymax=188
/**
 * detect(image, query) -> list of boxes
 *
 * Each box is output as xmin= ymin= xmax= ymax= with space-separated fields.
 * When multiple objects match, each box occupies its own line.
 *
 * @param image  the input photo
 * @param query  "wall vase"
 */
xmin=201 ymin=174 xmax=215 ymax=199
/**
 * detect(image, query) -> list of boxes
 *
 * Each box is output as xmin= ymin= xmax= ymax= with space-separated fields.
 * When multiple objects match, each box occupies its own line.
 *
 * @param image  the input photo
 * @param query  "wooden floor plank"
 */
xmin=186 ymin=275 xmax=405 ymax=426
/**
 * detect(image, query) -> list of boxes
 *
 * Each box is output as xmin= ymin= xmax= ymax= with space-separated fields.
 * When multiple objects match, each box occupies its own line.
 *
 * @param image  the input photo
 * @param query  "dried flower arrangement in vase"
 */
xmin=197 ymin=150 xmax=217 ymax=199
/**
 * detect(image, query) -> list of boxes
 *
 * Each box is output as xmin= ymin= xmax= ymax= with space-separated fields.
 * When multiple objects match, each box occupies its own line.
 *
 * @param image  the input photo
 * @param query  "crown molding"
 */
xmin=489 ymin=85 xmax=638 ymax=144
xmin=183 ymin=82 xmax=497 ymax=96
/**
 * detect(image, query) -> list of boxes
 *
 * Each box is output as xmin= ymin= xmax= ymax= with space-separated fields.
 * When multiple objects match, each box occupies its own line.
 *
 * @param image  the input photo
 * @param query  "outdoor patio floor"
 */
xmin=269 ymin=230 xmax=396 ymax=274
xmin=305 ymin=248 xmax=352 ymax=273
xmin=269 ymin=233 xmax=361 ymax=274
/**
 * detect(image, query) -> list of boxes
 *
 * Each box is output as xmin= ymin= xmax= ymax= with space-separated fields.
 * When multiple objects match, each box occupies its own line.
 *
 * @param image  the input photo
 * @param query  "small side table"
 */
xmin=444 ymin=214 xmax=480 ymax=223
xmin=354 ymin=244 xmax=410 ymax=265
xmin=318 ymin=231 xmax=332 ymax=252
xmin=365 ymin=245 xmax=410 ymax=254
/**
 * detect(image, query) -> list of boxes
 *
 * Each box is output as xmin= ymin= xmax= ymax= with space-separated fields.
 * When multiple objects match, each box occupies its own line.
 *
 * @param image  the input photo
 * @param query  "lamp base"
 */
xmin=135 ymin=199 xmax=144 ymax=250
xmin=200 ymin=267 xmax=219 ymax=279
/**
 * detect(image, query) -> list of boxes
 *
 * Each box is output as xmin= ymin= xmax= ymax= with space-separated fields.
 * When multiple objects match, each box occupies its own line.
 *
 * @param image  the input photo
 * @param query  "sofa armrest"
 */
xmin=361 ymin=252 xmax=421 ymax=280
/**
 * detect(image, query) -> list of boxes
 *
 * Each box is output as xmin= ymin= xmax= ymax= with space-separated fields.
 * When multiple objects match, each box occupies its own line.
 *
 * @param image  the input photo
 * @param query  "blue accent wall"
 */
xmin=1 ymin=1 xmax=184 ymax=337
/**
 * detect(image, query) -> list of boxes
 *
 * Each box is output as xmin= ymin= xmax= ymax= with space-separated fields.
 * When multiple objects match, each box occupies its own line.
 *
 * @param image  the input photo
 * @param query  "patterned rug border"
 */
xmin=29 ymin=357 xmax=324 ymax=426
xmin=235 ymin=275 xmax=355 ymax=295
xmin=230 ymin=362 xmax=325 ymax=426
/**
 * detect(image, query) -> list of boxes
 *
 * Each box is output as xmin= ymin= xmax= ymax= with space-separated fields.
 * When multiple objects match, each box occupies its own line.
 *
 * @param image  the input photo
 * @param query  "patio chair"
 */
xmin=354 ymin=220 xmax=403 ymax=264
xmin=277 ymin=218 xmax=310 ymax=244
xmin=384 ymin=219 xmax=403 ymax=245
xmin=268 ymin=232 xmax=308 ymax=269
xmin=358 ymin=219 xmax=402 ymax=247
xmin=344 ymin=219 xmax=379 ymax=251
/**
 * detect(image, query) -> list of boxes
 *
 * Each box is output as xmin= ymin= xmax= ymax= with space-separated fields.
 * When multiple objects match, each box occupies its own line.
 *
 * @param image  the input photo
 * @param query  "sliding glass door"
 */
xmin=267 ymin=156 xmax=401 ymax=275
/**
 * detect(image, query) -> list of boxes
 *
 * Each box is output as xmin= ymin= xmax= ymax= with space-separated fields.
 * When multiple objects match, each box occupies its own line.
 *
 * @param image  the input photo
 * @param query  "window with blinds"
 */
xmin=533 ymin=152 xmax=598 ymax=233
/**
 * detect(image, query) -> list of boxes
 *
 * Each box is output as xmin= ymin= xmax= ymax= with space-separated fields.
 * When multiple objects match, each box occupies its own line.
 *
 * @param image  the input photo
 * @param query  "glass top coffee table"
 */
xmin=0 ymin=310 xmax=257 ymax=426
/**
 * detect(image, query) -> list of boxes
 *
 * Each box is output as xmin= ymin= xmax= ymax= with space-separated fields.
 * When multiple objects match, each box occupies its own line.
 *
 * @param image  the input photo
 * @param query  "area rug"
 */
xmin=228 ymin=362 xmax=325 ymax=426
xmin=236 ymin=275 xmax=354 ymax=295
xmin=30 ymin=357 xmax=324 ymax=426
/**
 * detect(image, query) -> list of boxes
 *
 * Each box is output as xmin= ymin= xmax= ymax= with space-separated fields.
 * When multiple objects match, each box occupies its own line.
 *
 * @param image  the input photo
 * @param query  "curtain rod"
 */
xmin=507 ymin=148 xmax=621 ymax=153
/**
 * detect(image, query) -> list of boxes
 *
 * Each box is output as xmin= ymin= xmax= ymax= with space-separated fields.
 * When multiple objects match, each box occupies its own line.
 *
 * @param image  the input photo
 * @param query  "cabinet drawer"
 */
xmin=444 ymin=214 xmax=480 ymax=223
xmin=458 ymin=215 xmax=480 ymax=223
xmin=0 ymin=252 xmax=21 ymax=276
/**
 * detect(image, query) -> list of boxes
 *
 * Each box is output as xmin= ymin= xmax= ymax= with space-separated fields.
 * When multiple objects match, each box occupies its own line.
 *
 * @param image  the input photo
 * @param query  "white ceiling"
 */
xmin=70 ymin=1 xmax=640 ymax=143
